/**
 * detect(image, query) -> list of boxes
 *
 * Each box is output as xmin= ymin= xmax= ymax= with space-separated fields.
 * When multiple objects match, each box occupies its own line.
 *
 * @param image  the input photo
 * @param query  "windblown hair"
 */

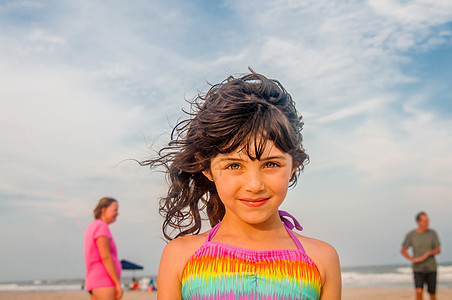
xmin=141 ymin=69 xmax=309 ymax=240
xmin=93 ymin=197 xmax=117 ymax=220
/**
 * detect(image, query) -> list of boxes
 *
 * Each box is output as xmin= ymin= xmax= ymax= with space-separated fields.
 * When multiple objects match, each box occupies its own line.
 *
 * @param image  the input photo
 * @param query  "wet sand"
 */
xmin=1 ymin=288 xmax=452 ymax=299
xmin=0 ymin=290 xmax=157 ymax=300
xmin=343 ymin=288 xmax=452 ymax=299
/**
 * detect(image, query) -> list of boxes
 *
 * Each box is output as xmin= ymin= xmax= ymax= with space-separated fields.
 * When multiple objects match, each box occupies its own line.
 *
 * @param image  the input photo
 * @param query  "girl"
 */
xmin=142 ymin=70 xmax=341 ymax=299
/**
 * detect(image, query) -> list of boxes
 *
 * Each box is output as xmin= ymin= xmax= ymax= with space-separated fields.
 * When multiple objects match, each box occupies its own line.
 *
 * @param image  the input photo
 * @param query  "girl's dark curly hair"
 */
xmin=141 ymin=69 xmax=308 ymax=240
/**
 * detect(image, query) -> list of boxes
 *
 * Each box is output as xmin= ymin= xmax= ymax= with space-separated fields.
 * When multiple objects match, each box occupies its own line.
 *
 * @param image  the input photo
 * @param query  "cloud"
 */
xmin=1 ymin=0 xmax=452 ymax=280
xmin=369 ymin=0 xmax=452 ymax=25
xmin=316 ymin=97 xmax=395 ymax=123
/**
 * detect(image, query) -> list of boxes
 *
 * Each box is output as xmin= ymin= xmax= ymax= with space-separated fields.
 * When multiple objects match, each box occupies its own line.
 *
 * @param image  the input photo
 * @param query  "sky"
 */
xmin=1 ymin=0 xmax=451 ymax=282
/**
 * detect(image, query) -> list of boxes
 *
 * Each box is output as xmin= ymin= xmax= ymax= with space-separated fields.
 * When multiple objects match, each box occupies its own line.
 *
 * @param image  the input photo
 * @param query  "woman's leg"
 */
xmin=90 ymin=287 xmax=116 ymax=300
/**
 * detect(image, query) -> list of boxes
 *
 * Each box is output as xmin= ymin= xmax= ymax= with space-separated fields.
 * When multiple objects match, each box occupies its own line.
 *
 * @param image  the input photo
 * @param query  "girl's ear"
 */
xmin=202 ymin=169 xmax=214 ymax=182
xmin=197 ymin=154 xmax=214 ymax=181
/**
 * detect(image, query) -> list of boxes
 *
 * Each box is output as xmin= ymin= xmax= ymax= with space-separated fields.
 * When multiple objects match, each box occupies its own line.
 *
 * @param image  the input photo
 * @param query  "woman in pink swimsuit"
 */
xmin=84 ymin=197 xmax=122 ymax=299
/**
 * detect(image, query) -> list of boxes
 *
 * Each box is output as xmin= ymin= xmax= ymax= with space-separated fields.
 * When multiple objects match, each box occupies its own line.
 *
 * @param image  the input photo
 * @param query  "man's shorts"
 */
xmin=414 ymin=272 xmax=437 ymax=295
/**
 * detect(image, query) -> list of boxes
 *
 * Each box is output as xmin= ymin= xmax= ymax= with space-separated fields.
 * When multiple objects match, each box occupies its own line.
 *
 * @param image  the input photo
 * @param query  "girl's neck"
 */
xmin=213 ymin=212 xmax=296 ymax=250
xmin=221 ymin=213 xmax=282 ymax=233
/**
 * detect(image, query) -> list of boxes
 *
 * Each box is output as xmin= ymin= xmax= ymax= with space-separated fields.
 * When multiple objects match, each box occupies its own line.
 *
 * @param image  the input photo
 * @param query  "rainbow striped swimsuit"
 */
xmin=181 ymin=212 xmax=321 ymax=299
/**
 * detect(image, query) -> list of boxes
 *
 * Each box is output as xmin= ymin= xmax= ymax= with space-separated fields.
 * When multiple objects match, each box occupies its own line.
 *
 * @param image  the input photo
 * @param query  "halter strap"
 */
xmin=279 ymin=210 xmax=306 ymax=253
xmin=279 ymin=210 xmax=303 ymax=231
xmin=205 ymin=211 xmax=305 ymax=253
xmin=206 ymin=222 xmax=221 ymax=241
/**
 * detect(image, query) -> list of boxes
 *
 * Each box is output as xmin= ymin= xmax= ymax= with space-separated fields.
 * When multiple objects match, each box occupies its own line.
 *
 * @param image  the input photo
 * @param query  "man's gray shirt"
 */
xmin=402 ymin=229 xmax=440 ymax=272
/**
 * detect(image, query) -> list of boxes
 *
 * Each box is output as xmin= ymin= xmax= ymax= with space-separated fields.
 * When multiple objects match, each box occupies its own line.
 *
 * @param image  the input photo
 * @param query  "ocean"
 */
xmin=0 ymin=275 xmax=158 ymax=292
xmin=1 ymin=263 xmax=451 ymax=291
xmin=342 ymin=262 xmax=452 ymax=288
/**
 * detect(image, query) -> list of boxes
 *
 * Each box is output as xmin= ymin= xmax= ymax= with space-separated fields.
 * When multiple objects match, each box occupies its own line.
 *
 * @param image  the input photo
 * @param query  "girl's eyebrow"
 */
xmin=217 ymin=157 xmax=244 ymax=162
xmin=262 ymin=155 xmax=287 ymax=160
xmin=218 ymin=155 xmax=288 ymax=162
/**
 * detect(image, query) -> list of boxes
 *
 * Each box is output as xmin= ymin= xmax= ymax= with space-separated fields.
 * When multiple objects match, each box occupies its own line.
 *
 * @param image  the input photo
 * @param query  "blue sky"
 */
xmin=1 ymin=0 xmax=451 ymax=282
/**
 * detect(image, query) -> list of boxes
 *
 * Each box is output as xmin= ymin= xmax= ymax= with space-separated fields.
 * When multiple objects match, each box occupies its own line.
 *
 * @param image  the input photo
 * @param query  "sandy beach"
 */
xmin=1 ymin=289 xmax=452 ymax=299
xmin=0 ymin=290 xmax=157 ymax=300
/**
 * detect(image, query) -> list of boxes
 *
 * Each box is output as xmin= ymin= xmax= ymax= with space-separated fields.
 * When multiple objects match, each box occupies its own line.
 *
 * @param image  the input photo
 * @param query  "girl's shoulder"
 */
xmin=159 ymin=230 xmax=210 ymax=275
xmin=157 ymin=230 xmax=212 ymax=298
xmin=294 ymin=233 xmax=341 ymax=288
xmin=165 ymin=231 xmax=208 ymax=256
xmin=296 ymin=233 xmax=338 ymax=257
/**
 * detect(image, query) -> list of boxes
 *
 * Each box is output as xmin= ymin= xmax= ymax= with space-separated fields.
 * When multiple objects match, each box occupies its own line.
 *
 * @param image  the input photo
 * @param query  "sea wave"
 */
xmin=342 ymin=263 xmax=452 ymax=288
xmin=0 ymin=283 xmax=82 ymax=292
xmin=2 ymin=264 xmax=451 ymax=291
xmin=342 ymin=270 xmax=411 ymax=285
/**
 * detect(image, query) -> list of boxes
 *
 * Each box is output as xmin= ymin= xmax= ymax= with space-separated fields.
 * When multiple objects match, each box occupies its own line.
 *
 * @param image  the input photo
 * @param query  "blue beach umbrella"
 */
xmin=120 ymin=259 xmax=144 ymax=270
xmin=120 ymin=259 xmax=144 ymax=281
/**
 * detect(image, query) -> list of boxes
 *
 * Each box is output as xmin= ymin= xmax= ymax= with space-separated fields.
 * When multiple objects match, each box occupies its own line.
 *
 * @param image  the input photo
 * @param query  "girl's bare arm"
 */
xmin=299 ymin=235 xmax=342 ymax=300
xmin=157 ymin=234 xmax=206 ymax=300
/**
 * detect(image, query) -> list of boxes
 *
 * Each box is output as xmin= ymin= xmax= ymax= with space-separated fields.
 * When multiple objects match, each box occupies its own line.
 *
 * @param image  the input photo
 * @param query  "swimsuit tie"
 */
xmin=279 ymin=210 xmax=303 ymax=231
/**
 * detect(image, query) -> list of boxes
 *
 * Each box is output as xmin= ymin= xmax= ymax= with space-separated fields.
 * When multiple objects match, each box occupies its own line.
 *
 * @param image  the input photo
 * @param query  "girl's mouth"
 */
xmin=240 ymin=198 xmax=269 ymax=207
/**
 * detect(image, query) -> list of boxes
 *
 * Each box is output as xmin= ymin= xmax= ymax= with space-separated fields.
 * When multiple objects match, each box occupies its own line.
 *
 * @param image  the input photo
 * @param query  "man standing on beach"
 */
xmin=401 ymin=211 xmax=441 ymax=300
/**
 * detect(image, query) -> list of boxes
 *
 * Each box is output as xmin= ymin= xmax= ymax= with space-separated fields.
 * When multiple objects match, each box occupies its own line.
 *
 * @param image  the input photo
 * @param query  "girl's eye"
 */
xmin=226 ymin=163 xmax=241 ymax=170
xmin=265 ymin=162 xmax=279 ymax=168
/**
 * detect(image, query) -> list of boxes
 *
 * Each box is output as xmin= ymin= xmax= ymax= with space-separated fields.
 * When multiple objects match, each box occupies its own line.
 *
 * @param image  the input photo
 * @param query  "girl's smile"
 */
xmin=240 ymin=198 xmax=269 ymax=207
xmin=203 ymin=140 xmax=296 ymax=226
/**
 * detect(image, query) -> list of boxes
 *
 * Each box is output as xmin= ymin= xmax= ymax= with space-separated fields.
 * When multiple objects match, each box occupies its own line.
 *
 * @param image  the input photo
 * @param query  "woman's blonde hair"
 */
xmin=93 ymin=197 xmax=117 ymax=219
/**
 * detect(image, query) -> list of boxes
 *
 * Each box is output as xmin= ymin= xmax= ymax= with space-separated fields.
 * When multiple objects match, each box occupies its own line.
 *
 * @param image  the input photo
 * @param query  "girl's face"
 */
xmin=204 ymin=140 xmax=296 ymax=226
xmin=101 ymin=201 xmax=119 ymax=224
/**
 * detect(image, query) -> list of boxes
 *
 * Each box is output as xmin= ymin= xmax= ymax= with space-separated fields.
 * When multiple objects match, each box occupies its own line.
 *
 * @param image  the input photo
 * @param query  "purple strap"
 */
xmin=207 ymin=222 xmax=221 ymax=241
xmin=206 ymin=211 xmax=306 ymax=253
xmin=279 ymin=210 xmax=303 ymax=231
xmin=280 ymin=210 xmax=306 ymax=253
xmin=207 ymin=211 xmax=303 ymax=240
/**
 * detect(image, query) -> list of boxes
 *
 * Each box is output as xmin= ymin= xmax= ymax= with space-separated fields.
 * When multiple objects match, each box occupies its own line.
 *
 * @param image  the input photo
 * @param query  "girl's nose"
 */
xmin=244 ymin=169 xmax=265 ymax=192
